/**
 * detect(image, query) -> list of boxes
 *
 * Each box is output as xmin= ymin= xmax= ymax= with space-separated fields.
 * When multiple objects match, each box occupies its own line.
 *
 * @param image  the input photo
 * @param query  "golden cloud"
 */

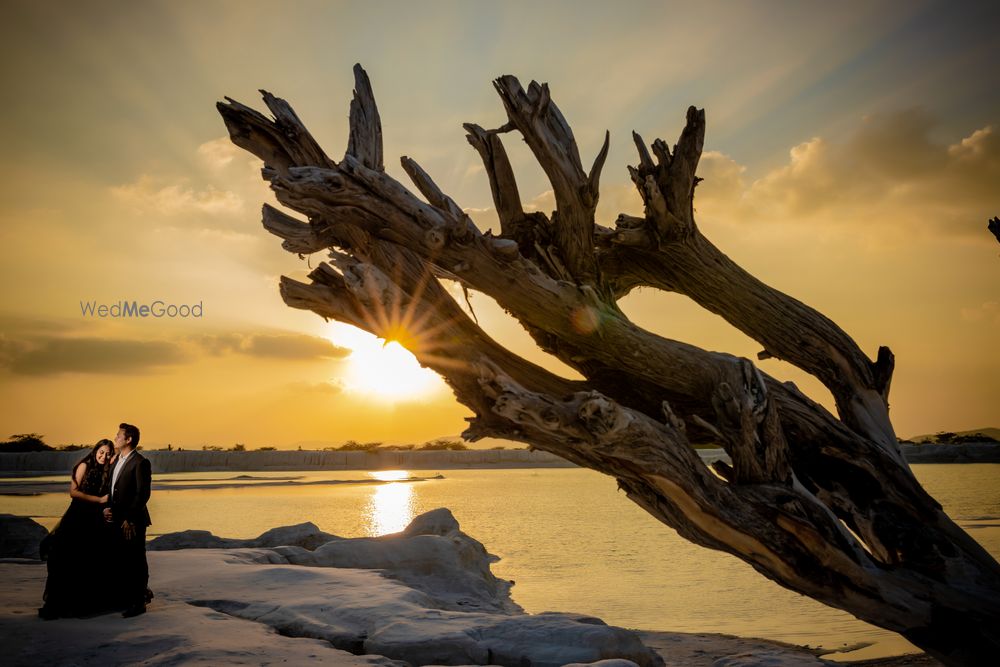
xmin=110 ymin=175 xmax=244 ymax=217
xmin=696 ymin=109 xmax=999 ymax=238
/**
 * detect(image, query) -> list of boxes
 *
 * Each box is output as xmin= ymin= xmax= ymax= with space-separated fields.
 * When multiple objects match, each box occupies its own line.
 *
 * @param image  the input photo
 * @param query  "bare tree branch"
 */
xmin=218 ymin=66 xmax=1000 ymax=665
xmin=604 ymin=113 xmax=900 ymax=455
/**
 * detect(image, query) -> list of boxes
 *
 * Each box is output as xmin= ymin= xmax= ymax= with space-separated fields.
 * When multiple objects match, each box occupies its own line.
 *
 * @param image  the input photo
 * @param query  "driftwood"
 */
xmin=218 ymin=64 xmax=1000 ymax=666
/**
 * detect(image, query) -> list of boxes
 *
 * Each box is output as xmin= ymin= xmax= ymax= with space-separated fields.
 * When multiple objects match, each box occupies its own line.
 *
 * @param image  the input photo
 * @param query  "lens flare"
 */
xmin=326 ymin=322 xmax=446 ymax=402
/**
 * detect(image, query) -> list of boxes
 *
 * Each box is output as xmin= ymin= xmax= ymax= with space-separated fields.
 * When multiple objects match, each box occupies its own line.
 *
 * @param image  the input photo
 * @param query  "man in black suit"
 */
xmin=104 ymin=422 xmax=152 ymax=617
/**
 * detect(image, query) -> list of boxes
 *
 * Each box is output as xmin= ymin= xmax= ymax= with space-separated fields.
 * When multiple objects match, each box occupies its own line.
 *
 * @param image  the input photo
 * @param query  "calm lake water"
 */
xmin=3 ymin=464 xmax=998 ymax=660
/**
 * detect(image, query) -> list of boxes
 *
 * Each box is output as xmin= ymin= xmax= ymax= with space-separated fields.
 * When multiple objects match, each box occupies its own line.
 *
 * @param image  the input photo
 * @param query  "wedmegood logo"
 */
xmin=79 ymin=300 xmax=204 ymax=318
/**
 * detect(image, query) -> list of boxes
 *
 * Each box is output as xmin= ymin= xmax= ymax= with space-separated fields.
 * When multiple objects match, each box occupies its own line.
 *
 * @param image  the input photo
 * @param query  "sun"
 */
xmin=325 ymin=322 xmax=446 ymax=401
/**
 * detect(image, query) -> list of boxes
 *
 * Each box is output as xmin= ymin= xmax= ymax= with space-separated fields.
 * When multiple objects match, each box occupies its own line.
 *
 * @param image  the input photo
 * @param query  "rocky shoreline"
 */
xmin=0 ymin=510 xmax=936 ymax=666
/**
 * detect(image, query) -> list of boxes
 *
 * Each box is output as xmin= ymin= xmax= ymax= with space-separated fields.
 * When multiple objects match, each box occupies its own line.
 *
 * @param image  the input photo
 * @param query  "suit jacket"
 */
xmin=109 ymin=450 xmax=152 ymax=528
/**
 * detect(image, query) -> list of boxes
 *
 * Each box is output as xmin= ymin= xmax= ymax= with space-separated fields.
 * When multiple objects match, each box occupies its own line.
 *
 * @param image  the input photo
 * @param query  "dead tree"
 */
xmin=217 ymin=65 xmax=1000 ymax=665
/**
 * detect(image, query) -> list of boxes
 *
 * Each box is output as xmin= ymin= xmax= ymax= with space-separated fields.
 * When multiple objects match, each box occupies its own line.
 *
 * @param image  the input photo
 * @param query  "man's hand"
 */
xmin=122 ymin=520 xmax=135 ymax=540
xmin=103 ymin=508 xmax=113 ymax=522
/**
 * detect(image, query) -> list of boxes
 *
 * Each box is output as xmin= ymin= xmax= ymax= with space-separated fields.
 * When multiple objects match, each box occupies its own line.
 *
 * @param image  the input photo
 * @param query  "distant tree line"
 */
xmin=0 ymin=434 xmax=52 ymax=452
xmin=898 ymin=431 xmax=1000 ymax=445
xmin=201 ymin=439 xmax=475 ymax=452
xmin=323 ymin=439 xmax=469 ymax=451
xmin=926 ymin=431 xmax=998 ymax=445
xmin=0 ymin=434 xmax=515 ymax=453
xmin=10 ymin=429 xmax=996 ymax=454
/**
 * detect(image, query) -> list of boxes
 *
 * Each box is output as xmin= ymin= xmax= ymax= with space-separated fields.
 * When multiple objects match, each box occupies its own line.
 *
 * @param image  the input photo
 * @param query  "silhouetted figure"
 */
xmin=104 ymin=422 xmax=152 ymax=617
xmin=38 ymin=440 xmax=115 ymax=619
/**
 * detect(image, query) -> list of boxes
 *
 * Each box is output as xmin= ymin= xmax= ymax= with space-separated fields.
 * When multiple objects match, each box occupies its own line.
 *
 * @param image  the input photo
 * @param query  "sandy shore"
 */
xmin=0 ymin=509 xmax=938 ymax=667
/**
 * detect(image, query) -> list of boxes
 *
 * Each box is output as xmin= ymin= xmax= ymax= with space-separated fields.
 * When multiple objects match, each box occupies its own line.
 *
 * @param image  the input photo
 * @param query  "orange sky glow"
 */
xmin=1 ymin=1 xmax=997 ymax=448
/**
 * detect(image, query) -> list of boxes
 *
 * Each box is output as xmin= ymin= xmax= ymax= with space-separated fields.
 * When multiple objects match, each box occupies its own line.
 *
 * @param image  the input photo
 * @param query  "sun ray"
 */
xmin=325 ymin=322 xmax=447 ymax=402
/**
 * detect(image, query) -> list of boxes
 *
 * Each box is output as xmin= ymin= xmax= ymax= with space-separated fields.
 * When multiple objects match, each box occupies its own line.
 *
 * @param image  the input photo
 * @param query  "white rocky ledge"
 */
xmin=0 ymin=509 xmax=835 ymax=666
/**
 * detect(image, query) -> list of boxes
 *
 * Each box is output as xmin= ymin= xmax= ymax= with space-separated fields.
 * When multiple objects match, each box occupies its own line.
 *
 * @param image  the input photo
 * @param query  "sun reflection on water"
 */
xmin=364 ymin=470 xmax=416 ymax=536
xmin=370 ymin=470 xmax=411 ymax=482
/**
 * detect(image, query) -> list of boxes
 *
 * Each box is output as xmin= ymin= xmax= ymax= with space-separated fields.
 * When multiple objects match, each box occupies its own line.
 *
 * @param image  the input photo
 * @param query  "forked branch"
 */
xmin=218 ymin=64 xmax=1000 ymax=665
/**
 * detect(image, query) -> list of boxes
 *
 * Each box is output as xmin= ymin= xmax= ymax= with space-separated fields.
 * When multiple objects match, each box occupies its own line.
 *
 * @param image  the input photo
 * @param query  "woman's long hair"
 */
xmin=71 ymin=439 xmax=114 ymax=494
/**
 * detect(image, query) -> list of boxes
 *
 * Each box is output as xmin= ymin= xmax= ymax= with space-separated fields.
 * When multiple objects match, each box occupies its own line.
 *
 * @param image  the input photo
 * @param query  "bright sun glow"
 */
xmin=370 ymin=470 xmax=410 ymax=482
xmin=326 ymin=323 xmax=446 ymax=402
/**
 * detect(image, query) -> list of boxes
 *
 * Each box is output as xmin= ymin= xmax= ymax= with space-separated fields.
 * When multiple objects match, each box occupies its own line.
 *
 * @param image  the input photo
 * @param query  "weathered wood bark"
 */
xmin=217 ymin=64 xmax=1000 ymax=666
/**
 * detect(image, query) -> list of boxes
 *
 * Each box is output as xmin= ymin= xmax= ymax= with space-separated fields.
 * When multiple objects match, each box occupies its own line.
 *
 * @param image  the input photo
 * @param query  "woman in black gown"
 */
xmin=38 ymin=439 xmax=115 ymax=619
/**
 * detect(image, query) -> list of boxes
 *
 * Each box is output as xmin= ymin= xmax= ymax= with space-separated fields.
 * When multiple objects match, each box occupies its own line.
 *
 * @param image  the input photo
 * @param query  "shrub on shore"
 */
xmin=0 ymin=433 xmax=53 ymax=452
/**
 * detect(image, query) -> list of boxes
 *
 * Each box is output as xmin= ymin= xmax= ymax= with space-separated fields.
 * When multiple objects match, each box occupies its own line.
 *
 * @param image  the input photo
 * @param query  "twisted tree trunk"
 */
xmin=217 ymin=65 xmax=1000 ymax=665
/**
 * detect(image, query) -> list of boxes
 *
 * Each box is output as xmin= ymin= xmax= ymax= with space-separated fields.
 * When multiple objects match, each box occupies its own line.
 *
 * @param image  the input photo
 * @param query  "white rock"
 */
xmin=142 ymin=508 xmax=665 ymax=666
xmin=0 ymin=558 xmax=404 ymax=666
xmin=148 ymin=521 xmax=338 ymax=551
xmin=401 ymin=506 xmax=461 ymax=536
xmin=0 ymin=509 xmax=841 ymax=667
xmin=152 ymin=547 xmax=663 ymax=667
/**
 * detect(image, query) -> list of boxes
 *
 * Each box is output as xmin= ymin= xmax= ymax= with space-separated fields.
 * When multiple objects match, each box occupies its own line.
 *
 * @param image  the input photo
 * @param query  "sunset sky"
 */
xmin=1 ymin=1 xmax=997 ymax=448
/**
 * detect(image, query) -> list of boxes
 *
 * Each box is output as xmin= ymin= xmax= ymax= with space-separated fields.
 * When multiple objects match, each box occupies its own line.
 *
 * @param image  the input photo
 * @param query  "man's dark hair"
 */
xmin=119 ymin=422 xmax=141 ymax=448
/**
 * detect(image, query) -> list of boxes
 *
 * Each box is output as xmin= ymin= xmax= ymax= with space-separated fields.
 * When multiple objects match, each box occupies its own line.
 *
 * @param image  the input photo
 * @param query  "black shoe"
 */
xmin=38 ymin=606 xmax=59 ymax=620
xmin=144 ymin=588 xmax=154 ymax=604
xmin=122 ymin=604 xmax=146 ymax=618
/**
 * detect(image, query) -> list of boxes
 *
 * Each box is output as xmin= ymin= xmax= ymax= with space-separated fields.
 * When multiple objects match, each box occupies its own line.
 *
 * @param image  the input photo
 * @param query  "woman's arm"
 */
xmin=69 ymin=463 xmax=108 ymax=504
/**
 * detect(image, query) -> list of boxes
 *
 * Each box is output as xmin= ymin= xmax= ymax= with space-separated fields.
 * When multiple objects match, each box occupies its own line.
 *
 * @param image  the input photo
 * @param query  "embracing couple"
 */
xmin=38 ymin=423 xmax=153 ymax=620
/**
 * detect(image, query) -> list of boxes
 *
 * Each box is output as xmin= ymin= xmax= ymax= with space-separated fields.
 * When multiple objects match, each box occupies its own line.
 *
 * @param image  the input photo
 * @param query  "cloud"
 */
xmin=286 ymin=379 xmax=345 ymax=395
xmin=696 ymin=150 xmax=747 ymax=202
xmin=189 ymin=333 xmax=244 ymax=356
xmin=949 ymin=126 xmax=995 ymax=159
xmin=243 ymin=334 xmax=350 ymax=360
xmin=190 ymin=332 xmax=350 ymax=360
xmin=848 ymin=108 xmax=940 ymax=180
xmin=1 ymin=336 xmax=188 ymax=376
xmin=0 ymin=315 xmax=77 ymax=336
xmin=692 ymin=110 xmax=1000 ymax=238
xmin=960 ymin=301 xmax=1000 ymax=326
xmin=524 ymin=190 xmax=555 ymax=214
xmin=197 ymin=136 xmax=243 ymax=170
xmin=0 ymin=326 xmax=349 ymax=377
xmin=110 ymin=175 xmax=244 ymax=217
xmin=741 ymin=137 xmax=841 ymax=217
xmin=462 ymin=163 xmax=485 ymax=178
